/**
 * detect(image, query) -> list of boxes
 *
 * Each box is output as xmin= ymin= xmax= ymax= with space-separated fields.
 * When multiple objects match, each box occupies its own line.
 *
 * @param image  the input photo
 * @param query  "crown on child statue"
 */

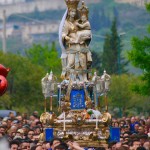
xmin=65 ymin=0 xmax=80 ymax=9
xmin=78 ymin=1 xmax=89 ymax=17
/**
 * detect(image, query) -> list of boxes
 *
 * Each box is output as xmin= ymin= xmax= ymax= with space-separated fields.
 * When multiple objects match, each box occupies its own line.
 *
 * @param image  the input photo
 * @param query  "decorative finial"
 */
xmin=65 ymin=0 xmax=80 ymax=9
xmin=78 ymin=1 xmax=89 ymax=17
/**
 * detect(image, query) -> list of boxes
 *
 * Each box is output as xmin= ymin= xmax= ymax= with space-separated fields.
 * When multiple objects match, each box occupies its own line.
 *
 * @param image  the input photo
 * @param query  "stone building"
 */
xmin=0 ymin=0 xmax=25 ymax=5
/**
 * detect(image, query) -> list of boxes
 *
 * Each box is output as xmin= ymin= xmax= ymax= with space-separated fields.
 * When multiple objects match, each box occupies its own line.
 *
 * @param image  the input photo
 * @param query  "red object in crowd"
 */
xmin=0 ymin=64 xmax=10 ymax=96
xmin=0 ymin=75 xmax=8 ymax=96
xmin=0 ymin=64 xmax=10 ymax=77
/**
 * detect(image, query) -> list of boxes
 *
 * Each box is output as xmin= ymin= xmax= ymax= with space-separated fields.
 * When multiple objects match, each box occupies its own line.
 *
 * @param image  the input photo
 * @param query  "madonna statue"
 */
xmin=59 ymin=0 xmax=92 ymax=82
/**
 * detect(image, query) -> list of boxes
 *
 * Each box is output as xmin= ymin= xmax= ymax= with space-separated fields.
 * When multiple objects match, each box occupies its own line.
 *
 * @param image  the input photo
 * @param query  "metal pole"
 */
xmin=2 ymin=10 xmax=7 ymax=53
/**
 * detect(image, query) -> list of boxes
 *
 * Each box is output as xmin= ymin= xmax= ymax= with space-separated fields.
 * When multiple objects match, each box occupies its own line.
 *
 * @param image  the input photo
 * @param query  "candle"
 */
xmin=44 ymin=98 xmax=46 ymax=112
xmin=63 ymin=111 xmax=66 ymax=131
xmin=59 ymin=85 xmax=61 ymax=108
xmin=96 ymin=116 xmax=98 ymax=129
xmin=50 ymin=96 xmax=52 ymax=111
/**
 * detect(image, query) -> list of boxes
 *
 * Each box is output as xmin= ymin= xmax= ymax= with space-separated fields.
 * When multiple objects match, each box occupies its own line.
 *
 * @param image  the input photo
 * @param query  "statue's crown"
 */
xmin=78 ymin=1 xmax=89 ymax=16
xmin=65 ymin=0 xmax=80 ymax=9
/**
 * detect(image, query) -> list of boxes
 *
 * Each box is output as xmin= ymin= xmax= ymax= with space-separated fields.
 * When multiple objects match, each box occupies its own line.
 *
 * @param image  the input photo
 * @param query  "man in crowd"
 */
xmin=10 ymin=140 xmax=19 ymax=150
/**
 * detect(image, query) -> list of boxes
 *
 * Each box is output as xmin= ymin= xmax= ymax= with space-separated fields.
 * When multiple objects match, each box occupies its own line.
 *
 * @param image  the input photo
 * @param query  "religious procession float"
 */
xmin=40 ymin=0 xmax=112 ymax=147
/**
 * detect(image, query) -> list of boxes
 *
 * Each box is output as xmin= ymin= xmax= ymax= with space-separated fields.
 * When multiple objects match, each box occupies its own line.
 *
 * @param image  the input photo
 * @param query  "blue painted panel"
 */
xmin=70 ymin=89 xmax=85 ymax=110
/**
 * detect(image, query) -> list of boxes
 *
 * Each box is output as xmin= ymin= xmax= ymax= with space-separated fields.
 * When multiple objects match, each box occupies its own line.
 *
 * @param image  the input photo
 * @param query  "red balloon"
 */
xmin=0 ymin=75 xmax=8 ymax=96
xmin=0 ymin=64 xmax=10 ymax=77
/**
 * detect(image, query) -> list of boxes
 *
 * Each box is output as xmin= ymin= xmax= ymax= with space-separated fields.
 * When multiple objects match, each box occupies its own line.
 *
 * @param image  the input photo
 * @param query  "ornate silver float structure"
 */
xmin=40 ymin=0 xmax=111 ymax=147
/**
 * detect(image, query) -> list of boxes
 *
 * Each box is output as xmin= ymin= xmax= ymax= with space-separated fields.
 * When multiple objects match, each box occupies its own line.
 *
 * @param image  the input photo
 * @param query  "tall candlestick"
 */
xmin=63 ymin=111 xmax=66 ymax=131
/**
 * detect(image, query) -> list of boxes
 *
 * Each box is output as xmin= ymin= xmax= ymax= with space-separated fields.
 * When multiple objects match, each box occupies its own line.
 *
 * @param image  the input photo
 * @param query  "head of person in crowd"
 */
xmin=135 ymin=116 xmax=140 ymax=123
xmin=22 ymin=113 xmax=28 ymax=120
xmin=45 ymin=141 xmax=51 ymax=149
xmin=20 ymin=140 xmax=30 ymax=150
xmin=36 ymin=121 xmax=43 ymax=129
xmin=33 ymin=111 xmax=39 ymax=116
xmin=131 ymin=139 xmax=141 ymax=150
xmin=33 ymin=126 xmax=42 ymax=135
xmin=131 ymin=117 xmax=135 ymax=124
xmin=11 ymin=120 xmax=19 ymax=126
xmin=2 ymin=117 xmax=8 ymax=125
xmin=41 ymin=141 xmax=47 ymax=150
xmin=143 ymin=141 xmax=150 ymax=150
xmin=108 ymin=141 xmax=117 ymax=150
xmin=139 ymin=134 xmax=148 ymax=146
xmin=134 ymin=123 xmax=139 ymax=133
xmin=136 ymin=146 xmax=146 ymax=150
xmin=31 ymin=145 xmax=37 ymax=150
xmin=138 ymin=126 xmax=145 ymax=135
xmin=144 ymin=125 xmax=150 ymax=134
xmin=119 ymin=120 xmax=125 ymax=128
xmin=16 ymin=129 xmax=24 ymax=138
xmin=9 ymin=140 xmax=20 ymax=150
xmin=32 ymin=134 xmax=40 ymax=142
xmin=67 ymin=140 xmax=83 ymax=150
xmin=54 ymin=142 xmax=68 ymax=150
xmin=123 ymin=133 xmax=130 ymax=143
xmin=114 ymin=122 xmax=119 ymax=128
xmin=7 ymin=117 xmax=12 ymax=129
xmin=139 ymin=119 xmax=146 ymax=126
xmin=122 ymin=141 xmax=129 ymax=150
xmin=111 ymin=121 xmax=115 ymax=127
xmin=50 ymin=138 xmax=63 ymax=150
xmin=123 ymin=125 xmax=130 ymax=134
xmin=16 ymin=115 xmax=23 ymax=122
xmin=95 ymin=147 xmax=106 ymax=150
xmin=9 ymin=112 xmax=15 ymax=120
xmin=32 ymin=114 xmax=39 ymax=121
xmin=0 ymin=125 xmax=7 ymax=135
xmin=27 ymin=129 xmax=34 ymax=140
xmin=35 ymin=145 xmax=43 ymax=150
xmin=8 ymin=125 xmax=18 ymax=138
xmin=30 ymin=121 xmax=37 ymax=129
xmin=125 ymin=118 xmax=131 ymax=127
xmin=22 ymin=124 xmax=30 ymax=135
xmin=115 ymin=142 xmax=122 ymax=149
xmin=22 ymin=119 xmax=28 ymax=125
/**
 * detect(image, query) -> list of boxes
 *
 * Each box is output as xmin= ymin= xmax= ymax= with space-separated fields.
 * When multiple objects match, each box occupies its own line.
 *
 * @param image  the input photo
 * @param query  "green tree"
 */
xmin=109 ymin=74 xmax=132 ymax=116
xmin=25 ymin=42 xmax=61 ymax=76
xmin=128 ymin=3 xmax=150 ymax=96
xmin=101 ymin=17 xmax=128 ymax=75
xmin=109 ymin=74 xmax=150 ymax=117
xmin=0 ymin=51 xmax=45 ymax=113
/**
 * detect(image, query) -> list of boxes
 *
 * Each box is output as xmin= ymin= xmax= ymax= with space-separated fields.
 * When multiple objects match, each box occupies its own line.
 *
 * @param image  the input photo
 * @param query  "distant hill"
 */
xmin=115 ymin=0 xmax=150 ymax=7
xmin=0 ymin=0 xmax=101 ymax=19
xmin=0 ymin=0 xmax=150 ymax=59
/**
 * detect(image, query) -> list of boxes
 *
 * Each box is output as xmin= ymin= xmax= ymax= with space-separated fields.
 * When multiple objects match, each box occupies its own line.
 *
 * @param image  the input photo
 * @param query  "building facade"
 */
xmin=0 ymin=0 xmax=25 ymax=5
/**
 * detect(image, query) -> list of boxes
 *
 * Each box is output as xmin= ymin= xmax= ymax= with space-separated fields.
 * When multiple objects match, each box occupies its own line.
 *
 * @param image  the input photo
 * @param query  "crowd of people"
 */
xmin=0 ymin=111 xmax=149 ymax=150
